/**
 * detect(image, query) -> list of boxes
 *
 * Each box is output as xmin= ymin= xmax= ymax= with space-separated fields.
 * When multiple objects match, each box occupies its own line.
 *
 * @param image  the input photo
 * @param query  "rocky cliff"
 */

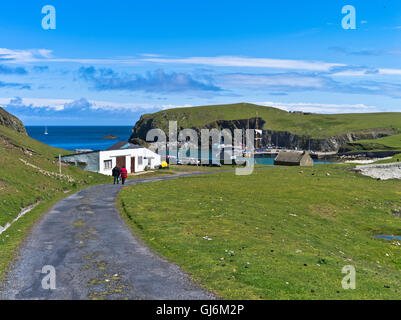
xmin=130 ymin=117 xmax=266 ymax=144
xmin=266 ymin=128 xmax=397 ymax=152
xmin=130 ymin=115 xmax=398 ymax=152
xmin=0 ymin=107 xmax=27 ymax=135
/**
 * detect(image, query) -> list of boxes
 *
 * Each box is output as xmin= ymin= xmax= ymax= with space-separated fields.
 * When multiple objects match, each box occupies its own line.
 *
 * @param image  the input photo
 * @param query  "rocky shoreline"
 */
xmin=354 ymin=163 xmax=401 ymax=180
xmin=337 ymin=150 xmax=401 ymax=159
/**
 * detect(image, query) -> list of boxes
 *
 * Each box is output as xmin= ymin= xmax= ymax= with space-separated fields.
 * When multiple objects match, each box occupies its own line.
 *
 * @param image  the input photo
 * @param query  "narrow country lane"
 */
xmin=0 ymin=173 xmax=217 ymax=300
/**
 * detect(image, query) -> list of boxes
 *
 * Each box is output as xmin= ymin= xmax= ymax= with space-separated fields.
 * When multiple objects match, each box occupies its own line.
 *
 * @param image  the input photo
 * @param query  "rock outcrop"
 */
xmin=130 ymin=137 xmax=150 ymax=148
xmin=0 ymin=107 xmax=27 ymax=135
xmin=266 ymin=128 xmax=397 ymax=152
xmin=355 ymin=163 xmax=401 ymax=180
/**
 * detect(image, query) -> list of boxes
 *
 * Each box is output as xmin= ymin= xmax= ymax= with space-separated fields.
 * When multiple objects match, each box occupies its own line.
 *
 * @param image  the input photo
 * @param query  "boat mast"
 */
xmin=247 ymin=118 xmax=250 ymax=151
xmin=255 ymin=112 xmax=258 ymax=149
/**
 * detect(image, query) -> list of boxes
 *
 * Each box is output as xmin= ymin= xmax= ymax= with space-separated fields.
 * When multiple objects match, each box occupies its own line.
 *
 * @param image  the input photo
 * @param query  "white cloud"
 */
xmin=141 ymin=56 xmax=345 ymax=72
xmin=0 ymin=96 xmax=182 ymax=112
xmin=0 ymin=97 xmax=67 ymax=109
xmin=217 ymin=73 xmax=326 ymax=89
xmin=331 ymin=71 xmax=371 ymax=77
xmin=0 ymin=48 xmax=51 ymax=63
xmin=1 ymin=96 xmax=384 ymax=115
xmin=89 ymin=99 xmax=157 ymax=111
xmin=1 ymin=48 xmax=344 ymax=72
xmin=0 ymin=48 xmax=140 ymax=65
xmin=257 ymin=101 xmax=380 ymax=114
xmin=141 ymin=56 xmax=401 ymax=77
xmin=331 ymin=68 xmax=401 ymax=77
xmin=160 ymin=104 xmax=193 ymax=110
xmin=378 ymin=68 xmax=401 ymax=76
xmin=2 ymin=47 xmax=401 ymax=79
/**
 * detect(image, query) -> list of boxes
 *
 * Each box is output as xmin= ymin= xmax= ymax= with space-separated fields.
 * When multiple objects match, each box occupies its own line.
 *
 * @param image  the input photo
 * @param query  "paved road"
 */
xmin=0 ymin=173 xmax=217 ymax=300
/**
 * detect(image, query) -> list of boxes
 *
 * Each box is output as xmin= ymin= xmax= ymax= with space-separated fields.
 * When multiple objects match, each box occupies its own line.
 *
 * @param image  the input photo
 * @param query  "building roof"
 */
xmin=60 ymin=150 xmax=100 ymax=158
xmin=61 ymin=141 xmax=144 ymax=159
xmin=274 ymin=151 xmax=306 ymax=163
xmin=105 ymin=141 xmax=142 ymax=151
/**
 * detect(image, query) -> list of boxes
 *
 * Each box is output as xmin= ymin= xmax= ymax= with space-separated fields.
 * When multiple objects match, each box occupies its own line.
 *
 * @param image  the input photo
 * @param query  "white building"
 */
xmin=61 ymin=142 xmax=162 ymax=176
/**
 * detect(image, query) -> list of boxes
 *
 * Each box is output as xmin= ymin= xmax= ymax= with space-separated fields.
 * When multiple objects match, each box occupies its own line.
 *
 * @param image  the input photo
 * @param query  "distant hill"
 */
xmin=0 ymin=107 xmax=27 ymax=135
xmin=130 ymin=103 xmax=401 ymax=151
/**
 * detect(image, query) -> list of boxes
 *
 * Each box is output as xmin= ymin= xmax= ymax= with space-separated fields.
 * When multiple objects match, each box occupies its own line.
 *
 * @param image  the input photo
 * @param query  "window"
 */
xmin=138 ymin=156 xmax=143 ymax=165
xmin=104 ymin=160 xmax=112 ymax=169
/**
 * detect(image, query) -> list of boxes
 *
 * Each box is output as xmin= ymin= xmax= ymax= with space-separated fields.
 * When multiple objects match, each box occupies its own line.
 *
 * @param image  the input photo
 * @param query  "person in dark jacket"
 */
xmin=112 ymin=166 xmax=120 ymax=184
xmin=120 ymin=166 xmax=128 ymax=185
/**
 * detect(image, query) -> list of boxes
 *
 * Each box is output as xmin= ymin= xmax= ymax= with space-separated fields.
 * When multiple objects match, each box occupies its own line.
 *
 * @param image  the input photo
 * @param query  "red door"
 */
xmin=116 ymin=156 xmax=126 ymax=168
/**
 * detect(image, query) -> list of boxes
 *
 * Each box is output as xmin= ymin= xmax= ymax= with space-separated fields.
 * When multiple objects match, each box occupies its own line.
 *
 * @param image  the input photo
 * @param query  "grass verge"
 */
xmin=0 ymin=125 xmax=109 ymax=283
xmin=1 ymin=188 xmax=83 ymax=282
xmin=342 ymin=133 xmax=401 ymax=152
xmin=119 ymin=165 xmax=401 ymax=299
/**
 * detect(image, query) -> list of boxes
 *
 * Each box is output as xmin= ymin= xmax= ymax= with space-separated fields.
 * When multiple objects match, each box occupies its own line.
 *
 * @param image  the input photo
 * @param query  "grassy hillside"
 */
xmin=343 ymin=133 xmax=401 ymax=152
xmin=376 ymin=154 xmax=401 ymax=164
xmin=0 ymin=125 xmax=109 ymax=280
xmin=119 ymin=165 xmax=401 ymax=299
xmin=135 ymin=103 xmax=401 ymax=139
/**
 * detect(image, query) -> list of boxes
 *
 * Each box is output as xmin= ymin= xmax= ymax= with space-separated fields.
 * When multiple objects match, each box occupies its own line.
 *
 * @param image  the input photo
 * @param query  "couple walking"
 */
xmin=112 ymin=165 xmax=128 ymax=185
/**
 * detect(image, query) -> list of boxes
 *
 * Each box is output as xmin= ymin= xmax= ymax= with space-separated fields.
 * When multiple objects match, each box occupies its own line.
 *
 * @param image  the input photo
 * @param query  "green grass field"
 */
xmin=343 ymin=133 xmax=401 ymax=152
xmin=375 ymin=154 xmax=401 ymax=164
xmin=119 ymin=165 xmax=401 ymax=299
xmin=168 ymin=165 xmax=240 ymax=172
xmin=0 ymin=125 xmax=109 ymax=281
xmin=126 ymin=165 xmax=236 ymax=180
xmin=137 ymin=103 xmax=401 ymax=138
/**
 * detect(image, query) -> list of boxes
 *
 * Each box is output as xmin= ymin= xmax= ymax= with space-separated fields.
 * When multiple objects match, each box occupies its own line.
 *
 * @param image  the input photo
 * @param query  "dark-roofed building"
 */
xmin=274 ymin=151 xmax=313 ymax=166
xmin=61 ymin=141 xmax=161 ymax=175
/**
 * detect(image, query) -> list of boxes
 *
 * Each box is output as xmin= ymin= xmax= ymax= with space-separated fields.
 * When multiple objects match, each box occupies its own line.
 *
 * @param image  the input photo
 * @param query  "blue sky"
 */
xmin=0 ymin=0 xmax=401 ymax=125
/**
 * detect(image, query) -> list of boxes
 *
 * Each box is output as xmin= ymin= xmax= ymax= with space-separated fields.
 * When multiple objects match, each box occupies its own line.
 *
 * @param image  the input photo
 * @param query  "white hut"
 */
xmin=61 ymin=142 xmax=161 ymax=175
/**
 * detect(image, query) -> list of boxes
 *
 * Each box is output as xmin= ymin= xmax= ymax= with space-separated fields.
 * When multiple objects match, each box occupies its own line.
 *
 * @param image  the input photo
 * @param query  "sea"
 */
xmin=26 ymin=126 xmax=335 ymax=165
xmin=26 ymin=126 xmax=133 ymax=151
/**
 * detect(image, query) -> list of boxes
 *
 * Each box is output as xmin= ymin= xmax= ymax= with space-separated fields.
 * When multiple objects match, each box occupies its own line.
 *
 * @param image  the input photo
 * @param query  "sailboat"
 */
xmin=44 ymin=126 xmax=48 ymax=135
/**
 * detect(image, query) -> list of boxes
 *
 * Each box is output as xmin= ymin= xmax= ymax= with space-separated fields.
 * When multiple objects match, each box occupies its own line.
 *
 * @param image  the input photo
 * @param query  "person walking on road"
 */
xmin=112 ymin=166 xmax=120 ymax=184
xmin=120 ymin=166 xmax=128 ymax=185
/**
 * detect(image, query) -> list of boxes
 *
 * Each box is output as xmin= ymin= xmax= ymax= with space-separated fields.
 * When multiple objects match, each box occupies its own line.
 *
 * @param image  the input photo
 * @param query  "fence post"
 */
xmin=59 ymin=154 xmax=61 ymax=176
